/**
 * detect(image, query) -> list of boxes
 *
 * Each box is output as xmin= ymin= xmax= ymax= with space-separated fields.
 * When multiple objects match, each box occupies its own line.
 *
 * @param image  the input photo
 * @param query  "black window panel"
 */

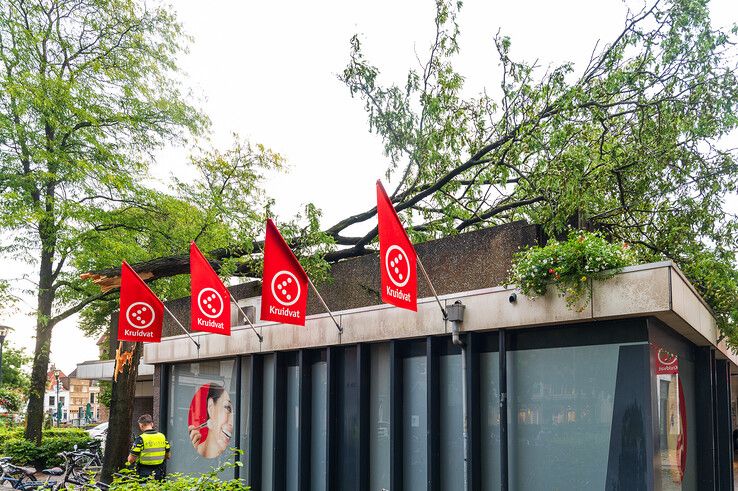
xmin=297 ymin=350 xmax=312 ymax=491
xmin=427 ymin=336 xmax=440 ymax=491
xmin=247 ymin=355 xmax=263 ymax=490
xmin=330 ymin=346 xmax=360 ymax=490
xmin=509 ymin=318 xmax=649 ymax=351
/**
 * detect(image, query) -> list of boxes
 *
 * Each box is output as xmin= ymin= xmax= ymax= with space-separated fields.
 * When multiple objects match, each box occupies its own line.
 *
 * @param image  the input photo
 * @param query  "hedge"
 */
xmin=0 ymin=427 xmax=93 ymax=468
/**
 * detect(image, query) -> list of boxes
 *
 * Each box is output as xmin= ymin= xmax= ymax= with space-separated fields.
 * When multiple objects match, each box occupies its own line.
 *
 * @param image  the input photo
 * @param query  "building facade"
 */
xmin=66 ymin=369 xmax=103 ymax=424
xmin=43 ymin=366 xmax=70 ymax=423
xmin=96 ymin=223 xmax=738 ymax=489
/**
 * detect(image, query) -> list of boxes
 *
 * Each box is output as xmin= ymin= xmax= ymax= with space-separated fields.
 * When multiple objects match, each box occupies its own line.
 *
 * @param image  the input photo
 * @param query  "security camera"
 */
xmin=508 ymin=292 xmax=517 ymax=303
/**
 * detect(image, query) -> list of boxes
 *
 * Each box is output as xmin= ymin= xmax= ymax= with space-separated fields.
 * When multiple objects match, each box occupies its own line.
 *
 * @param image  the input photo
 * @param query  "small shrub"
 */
xmin=110 ymin=457 xmax=249 ymax=490
xmin=0 ymin=427 xmax=93 ymax=468
xmin=508 ymin=230 xmax=637 ymax=311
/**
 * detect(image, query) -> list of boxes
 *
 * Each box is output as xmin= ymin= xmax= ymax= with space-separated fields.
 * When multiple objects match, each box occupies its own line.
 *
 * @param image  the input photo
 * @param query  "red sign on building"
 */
xmin=260 ymin=219 xmax=309 ymax=326
xmin=190 ymin=242 xmax=231 ymax=336
xmin=376 ymin=180 xmax=417 ymax=311
xmin=117 ymin=261 xmax=164 ymax=343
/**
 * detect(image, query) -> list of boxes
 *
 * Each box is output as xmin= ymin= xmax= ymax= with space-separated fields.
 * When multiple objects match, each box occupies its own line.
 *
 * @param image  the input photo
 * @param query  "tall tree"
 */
xmin=87 ymin=0 xmax=738 ymax=343
xmin=0 ymin=0 xmax=205 ymax=443
xmin=336 ymin=0 xmax=738 ymax=338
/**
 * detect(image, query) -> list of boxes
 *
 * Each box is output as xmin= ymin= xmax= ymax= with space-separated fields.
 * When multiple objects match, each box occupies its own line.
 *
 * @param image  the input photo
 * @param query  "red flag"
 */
xmin=260 ymin=219 xmax=309 ymax=326
xmin=190 ymin=242 xmax=231 ymax=336
xmin=377 ymin=180 xmax=417 ymax=311
xmin=117 ymin=261 xmax=164 ymax=342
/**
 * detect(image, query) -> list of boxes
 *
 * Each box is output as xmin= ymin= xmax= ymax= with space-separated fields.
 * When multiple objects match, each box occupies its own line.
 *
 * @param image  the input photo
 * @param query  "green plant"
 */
xmin=99 ymin=381 xmax=113 ymax=408
xmin=508 ymin=230 xmax=637 ymax=311
xmin=0 ymin=387 xmax=23 ymax=413
xmin=110 ymin=455 xmax=249 ymax=490
xmin=0 ymin=427 xmax=92 ymax=468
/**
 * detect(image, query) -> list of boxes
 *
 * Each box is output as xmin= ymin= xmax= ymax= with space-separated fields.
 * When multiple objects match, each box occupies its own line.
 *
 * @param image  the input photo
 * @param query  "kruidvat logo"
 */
xmin=657 ymin=349 xmax=678 ymax=373
xmin=271 ymin=270 xmax=301 ymax=307
xmin=385 ymin=245 xmax=411 ymax=288
xmin=125 ymin=302 xmax=155 ymax=329
xmin=197 ymin=287 xmax=224 ymax=319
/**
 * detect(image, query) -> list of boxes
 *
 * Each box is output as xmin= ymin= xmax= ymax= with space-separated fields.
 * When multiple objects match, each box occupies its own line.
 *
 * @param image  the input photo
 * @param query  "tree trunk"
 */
xmin=24 ymin=243 xmax=56 ymax=444
xmin=24 ymin=324 xmax=53 ymax=444
xmin=100 ymin=342 xmax=141 ymax=483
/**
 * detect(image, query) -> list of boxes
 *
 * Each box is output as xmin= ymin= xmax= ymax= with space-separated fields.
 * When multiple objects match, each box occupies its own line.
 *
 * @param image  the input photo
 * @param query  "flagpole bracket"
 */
xmin=228 ymin=292 xmax=263 ymax=343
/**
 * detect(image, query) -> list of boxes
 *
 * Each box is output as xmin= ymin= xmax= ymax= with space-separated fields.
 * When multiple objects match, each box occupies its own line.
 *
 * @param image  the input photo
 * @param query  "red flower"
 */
xmin=548 ymin=268 xmax=555 ymax=274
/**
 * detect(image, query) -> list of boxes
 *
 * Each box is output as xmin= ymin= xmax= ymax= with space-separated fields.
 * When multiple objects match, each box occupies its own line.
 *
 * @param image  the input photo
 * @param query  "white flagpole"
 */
xmin=227 ymin=292 xmax=263 ymax=342
xmin=307 ymin=277 xmax=343 ymax=334
xmin=163 ymin=304 xmax=200 ymax=350
xmin=416 ymin=255 xmax=447 ymax=319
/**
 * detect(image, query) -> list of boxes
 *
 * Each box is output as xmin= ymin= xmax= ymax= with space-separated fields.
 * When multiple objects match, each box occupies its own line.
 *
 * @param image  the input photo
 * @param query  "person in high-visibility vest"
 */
xmin=127 ymin=414 xmax=171 ymax=480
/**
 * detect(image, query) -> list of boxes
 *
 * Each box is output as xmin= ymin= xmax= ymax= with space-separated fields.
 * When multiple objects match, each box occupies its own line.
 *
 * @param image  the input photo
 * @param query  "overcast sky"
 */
xmin=1 ymin=0 xmax=736 ymax=375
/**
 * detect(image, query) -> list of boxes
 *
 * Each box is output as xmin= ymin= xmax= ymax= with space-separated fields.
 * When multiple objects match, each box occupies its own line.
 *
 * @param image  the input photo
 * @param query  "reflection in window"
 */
xmin=440 ymin=353 xmax=464 ymax=489
xmin=480 ymin=352 xmax=501 ymax=490
xmin=261 ymin=355 xmax=275 ymax=490
xmin=337 ymin=347 xmax=359 ymax=489
xmin=508 ymin=345 xmax=619 ymax=490
xmin=370 ymin=344 xmax=391 ymax=491
xmin=285 ymin=364 xmax=300 ymax=491
xmin=403 ymin=355 xmax=427 ymax=490
xmin=311 ymin=360 xmax=327 ymax=491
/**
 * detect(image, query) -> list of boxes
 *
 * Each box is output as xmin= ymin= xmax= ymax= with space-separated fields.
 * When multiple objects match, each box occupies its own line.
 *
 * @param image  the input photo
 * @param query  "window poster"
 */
xmin=651 ymin=343 xmax=692 ymax=489
xmin=167 ymin=359 xmax=238 ymax=478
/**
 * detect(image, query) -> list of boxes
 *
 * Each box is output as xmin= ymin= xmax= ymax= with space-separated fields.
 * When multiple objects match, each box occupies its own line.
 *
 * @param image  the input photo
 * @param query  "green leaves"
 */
xmin=338 ymin=0 xmax=738 ymax=343
xmin=0 ymin=343 xmax=32 ymax=394
xmin=508 ymin=230 xmax=637 ymax=311
xmin=110 ymin=451 xmax=250 ymax=490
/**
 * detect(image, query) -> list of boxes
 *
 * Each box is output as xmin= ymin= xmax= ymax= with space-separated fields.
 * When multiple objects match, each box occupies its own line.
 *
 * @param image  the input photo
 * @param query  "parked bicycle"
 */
xmin=0 ymin=447 xmax=108 ymax=490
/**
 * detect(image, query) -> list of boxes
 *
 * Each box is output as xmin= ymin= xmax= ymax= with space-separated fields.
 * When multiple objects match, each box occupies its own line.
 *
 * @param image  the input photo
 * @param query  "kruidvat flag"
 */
xmin=190 ymin=242 xmax=231 ymax=336
xmin=260 ymin=219 xmax=309 ymax=326
xmin=376 ymin=180 xmax=417 ymax=311
xmin=117 ymin=261 xmax=164 ymax=343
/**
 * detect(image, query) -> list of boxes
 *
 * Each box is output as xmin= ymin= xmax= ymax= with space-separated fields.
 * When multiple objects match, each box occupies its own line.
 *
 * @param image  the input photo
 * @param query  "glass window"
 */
xmin=440 ymin=352 xmax=463 ymax=490
xmin=403 ymin=353 xmax=427 ymax=490
xmin=262 ymin=354 xmax=276 ymax=490
xmin=239 ymin=358 xmax=251 ymax=483
xmin=653 ymin=343 xmax=696 ymax=490
xmin=370 ymin=344 xmax=391 ymax=491
xmin=508 ymin=343 xmax=622 ymax=490
xmin=311 ymin=356 xmax=327 ymax=491
xmin=336 ymin=347 xmax=359 ymax=489
xmin=480 ymin=351 xmax=501 ymax=490
xmin=285 ymin=363 xmax=300 ymax=491
xmin=166 ymin=359 xmax=238 ymax=478
xmin=49 ymin=396 xmax=55 ymax=407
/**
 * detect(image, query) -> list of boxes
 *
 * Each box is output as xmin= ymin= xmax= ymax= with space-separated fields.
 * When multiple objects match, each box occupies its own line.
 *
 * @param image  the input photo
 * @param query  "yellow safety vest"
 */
xmin=133 ymin=431 xmax=169 ymax=466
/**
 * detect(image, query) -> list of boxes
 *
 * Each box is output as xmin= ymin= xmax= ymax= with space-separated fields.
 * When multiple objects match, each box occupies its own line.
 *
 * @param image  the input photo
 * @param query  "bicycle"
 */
xmin=0 ymin=446 xmax=112 ymax=491
xmin=0 ymin=460 xmax=41 ymax=489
